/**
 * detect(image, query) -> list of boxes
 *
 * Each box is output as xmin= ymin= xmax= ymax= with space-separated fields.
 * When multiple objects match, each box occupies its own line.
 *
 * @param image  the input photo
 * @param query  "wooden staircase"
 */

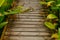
xmin=4 ymin=0 xmax=50 ymax=40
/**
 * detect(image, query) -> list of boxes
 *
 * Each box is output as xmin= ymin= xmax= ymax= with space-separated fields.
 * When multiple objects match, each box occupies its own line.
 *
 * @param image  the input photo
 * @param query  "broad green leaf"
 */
xmin=0 ymin=6 xmax=23 ymax=16
xmin=0 ymin=6 xmax=30 ymax=16
xmin=0 ymin=22 xmax=8 ymax=29
xmin=44 ymin=22 xmax=56 ymax=29
xmin=51 ymin=6 xmax=59 ymax=10
xmin=47 ymin=1 xmax=55 ymax=4
xmin=0 ymin=16 xmax=4 ymax=23
xmin=57 ymin=0 xmax=60 ymax=4
xmin=40 ymin=1 xmax=55 ymax=7
xmin=47 ymin=14 xmax=57 ymax=19
xmin=0 ymin=0 xmax=5 ymax=7
xmin=58 ymin=28 xmax=60 ymax=40
xmin=0 ymin=0 xmax=13 ymax=12
xmin=47 ymin=1 xmax=55 ymax=6
xmin=56 ymin=4 xmax=60 ymax=7
xmin=40 ymin=1 xmax=47 ymax=5
xmin=51 ymin=33 xmax=58 ymax=39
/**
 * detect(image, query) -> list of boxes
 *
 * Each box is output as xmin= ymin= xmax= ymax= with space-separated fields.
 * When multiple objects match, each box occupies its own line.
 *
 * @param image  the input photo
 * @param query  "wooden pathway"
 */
xmin=4 ymin=0 xmax=50 ymax=40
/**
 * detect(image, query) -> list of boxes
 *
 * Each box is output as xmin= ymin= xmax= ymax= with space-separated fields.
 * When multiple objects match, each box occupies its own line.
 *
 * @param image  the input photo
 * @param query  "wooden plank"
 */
xmin=12 ymin=21 xmax=44 ymax=25
xmin=4 ymin=36 xmax=47 ymax=40
xmin=5 ymin=32 xmax=50 ymax=36
xmin=6 ymin=28 xmax=49 ymax=32
xmin=10 ymin=25 xmax=44 ymax=28
xmin=13 ymin=19 xmax=45 ymax=22
xmin=14 ymin=19 xmax=45 ymax=22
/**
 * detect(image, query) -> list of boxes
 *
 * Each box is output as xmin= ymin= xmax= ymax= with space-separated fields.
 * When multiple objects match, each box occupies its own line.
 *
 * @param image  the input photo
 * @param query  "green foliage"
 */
xmin=40 ymin=1 xmax=47 ymax=5
xmin=1 ymin=6 xmax=23 ymax=16
xmin=0 ymin=16 xmax=4 ymax=23
xmin=0 ymin=0 xmax=30 ymax=29
xmin=0 ymin=0 xmax=13 ymax=12
xmin=46 ymin=0 xmax=54 ymax=2
xmin=0 ymin=22 xmax=8 ymax=29
xmin=47 ymin=14 xmax=57 ymax=19
xmin=0 ymin=0 xmax=25 ymax=29
xmin=58 ymin=28 xmax=60 ymax=40
xmin=0 ymin=0 xmax=5 ymax=7
xmin=40 ymin=1 xmax=55 ymax=6
xmin=40 ymin=0 xmax=60 ymax=39
xmin=57 ymin=0 xmax=60 ymax=4
xmin=44 ymin=22 xmax=56 ymax=29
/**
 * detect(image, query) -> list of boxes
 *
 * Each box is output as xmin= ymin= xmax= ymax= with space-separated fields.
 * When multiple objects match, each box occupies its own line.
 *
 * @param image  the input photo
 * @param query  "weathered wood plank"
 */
xmin=6 ymin=28 xmax=49 ymax=32
xmin=14 ymin=19 xmax=44 ymax=22
xmin=4 ymin=36 xmax=46 ymax=40
xmin=11 ymin=25 xmax=44 ymax=27
xmin=5 ymin=32 xmax=50 ymax=36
